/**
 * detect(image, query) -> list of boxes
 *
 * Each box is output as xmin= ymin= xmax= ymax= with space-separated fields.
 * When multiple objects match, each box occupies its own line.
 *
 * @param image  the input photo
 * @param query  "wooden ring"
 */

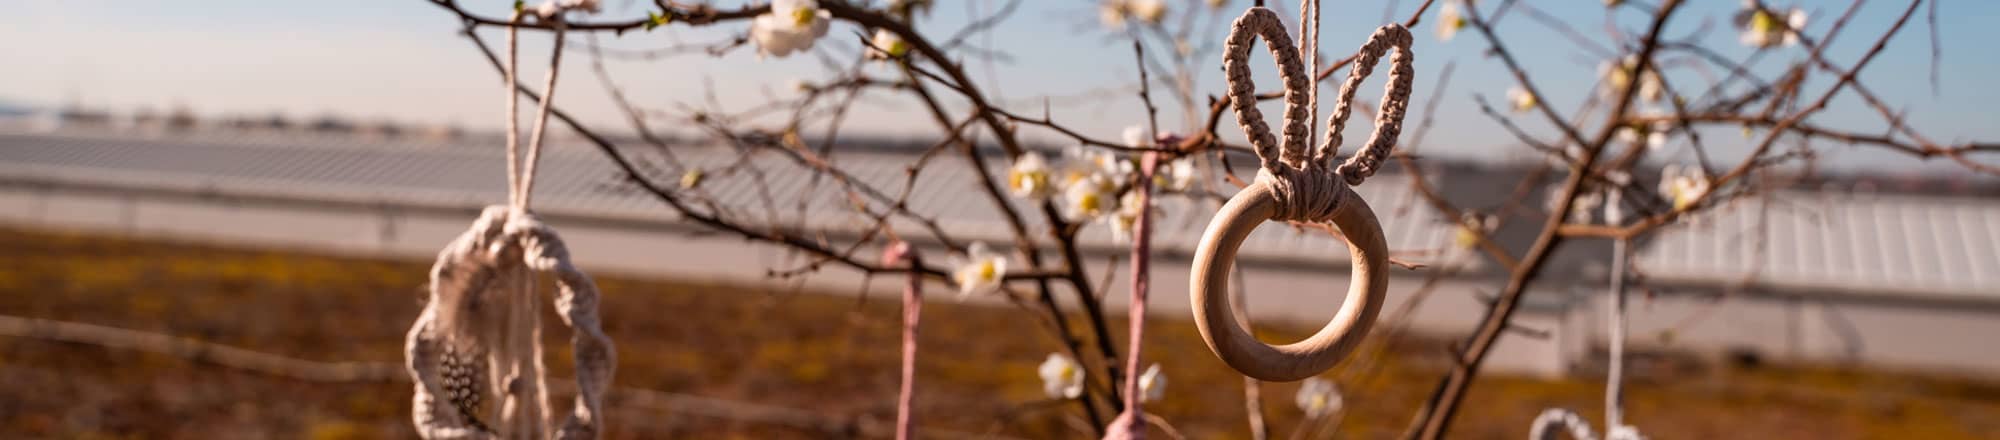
xmin=1189 ymin=180 xmax=1388 ymax=381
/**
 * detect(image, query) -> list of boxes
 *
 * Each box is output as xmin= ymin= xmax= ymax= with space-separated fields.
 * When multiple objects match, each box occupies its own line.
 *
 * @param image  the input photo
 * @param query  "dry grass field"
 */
xmin=2 ymin=227 xmax=1997 ymax=439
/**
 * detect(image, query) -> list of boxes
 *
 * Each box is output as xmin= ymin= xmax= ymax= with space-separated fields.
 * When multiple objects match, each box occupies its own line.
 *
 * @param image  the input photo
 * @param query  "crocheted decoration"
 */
xmin=406 ymin=207 xmax=616 ymax=439
xmin=408 ymin=14 xmax=612 ymax=438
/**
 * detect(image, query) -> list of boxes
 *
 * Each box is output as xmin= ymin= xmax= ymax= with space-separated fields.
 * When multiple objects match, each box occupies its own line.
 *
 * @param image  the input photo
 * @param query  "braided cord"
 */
xmin=1223 ymin=7 xmax=1311 ymax=173
xmin=1301 ymin=0 xmax=1321 ymax=166
xmin=1322 ymin=24 xmax=1415 ymax=185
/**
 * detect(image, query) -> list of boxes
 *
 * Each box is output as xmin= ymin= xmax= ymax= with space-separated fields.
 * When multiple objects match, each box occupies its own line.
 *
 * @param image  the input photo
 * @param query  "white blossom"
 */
xmin=1547 ymin=184 xmax=1603 ymax=224
xmin=1056 ymin=147 xmax=1131 ymax=221
xmin=1658 ymin=164 xmax=1711 ymax=211
xmin=1107 ymin=190 xmax=1146 ymax=243
xmin=749 ymin=0 xmax=832 ymax=58
xmin=562 ymin=0 xmax=600 ymax=13
xmin=1615 ymin=115 xmax=1671 ymax=151
xmin=1060 ymin=146 xmax=1132 ymax=188
xmin=1437 ymin=1 xmax=1467 ymax=42
xmin=1453 ymin=211 xmax=1497 ymax=249
xmin=1122 ymin=125 xmax=1152 ymax=149
xmin=1295 ymin=377 xmax=1343 ymax=417
xmin=1783 ymin=9 xmax=1808 ymax=46
xmin=952 ymin=241 xmax=1008 ymax=297
xmin=1098 ymin=0 xmax=1167 ymax=29
xmin=866 ymin=28 xmax=910 ymax=60
xmin=536 ymin=0 xmax=601 ymax=18
xmin=1138 ymin=363 xmax=1166 ymax=403
xmin=1599 ymin=56 xmax=1664 ymax=103
xmin=1645 ymin=118 xmax=1671 ymax=149
xmin=1038 ymin=353 xmax=1086 ymax=399
xmin=1129 ymin=0 xmax=1167 ymax=24
xmin=1507 ymin=85 xmax=1538 ymax=113
xmin=1739 ymin=3 xmax=1807 ymax=49
xmin=1099 ymin=1 xmax=1129 ymax=30
xmin=1007 ymin=151 xmax=1057 ymax=200
xmin=1608 ymin=124 xmax=1672 ymax=150
xmin=1064 ymin=173 xmax=1119 ymax=221
xmin=1154 ymin=157 xmax=1197 ymax=192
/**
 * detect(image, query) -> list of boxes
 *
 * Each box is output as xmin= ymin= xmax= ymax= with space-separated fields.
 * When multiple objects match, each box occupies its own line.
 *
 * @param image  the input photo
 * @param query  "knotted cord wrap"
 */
xmin=1254 ymin=167 xmax=1350 ymax=225
xmin=1193 ymin=5 xmax=1413 ymax=382
xmin=408 ymin=16 xmax=613 ymax=439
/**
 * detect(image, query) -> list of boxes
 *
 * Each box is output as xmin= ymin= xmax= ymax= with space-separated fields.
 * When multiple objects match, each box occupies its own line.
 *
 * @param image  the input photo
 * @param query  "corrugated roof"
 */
xmin=1636 ymin=189 xmax=2000 ymax=301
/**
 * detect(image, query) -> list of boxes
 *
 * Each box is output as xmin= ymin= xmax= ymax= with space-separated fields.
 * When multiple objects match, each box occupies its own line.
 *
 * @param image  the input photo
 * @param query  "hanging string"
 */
xmin=499 ymin=11 xmax=581 ymax=437
xmin=505 ymin=13 xmax=523 ymax=208
xmin=1300 ymin=0 xmax=1321 ymax=164
xmin=517 ymin=22 xmax=568 ymax=211
xmin=501 ymin=13 xmax=551 ymax=436
xmin=499 ymin=10 xmax=566 ymax=212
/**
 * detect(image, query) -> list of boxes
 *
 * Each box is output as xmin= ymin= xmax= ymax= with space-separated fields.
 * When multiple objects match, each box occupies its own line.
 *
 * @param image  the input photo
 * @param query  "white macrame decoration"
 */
xmin=406 ymin=12 xmax=613 ymax=439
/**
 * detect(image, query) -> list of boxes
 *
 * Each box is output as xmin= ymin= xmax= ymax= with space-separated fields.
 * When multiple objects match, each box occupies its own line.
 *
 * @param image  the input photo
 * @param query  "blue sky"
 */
xmin=5 ymin=0 xmax=1996 ymax=175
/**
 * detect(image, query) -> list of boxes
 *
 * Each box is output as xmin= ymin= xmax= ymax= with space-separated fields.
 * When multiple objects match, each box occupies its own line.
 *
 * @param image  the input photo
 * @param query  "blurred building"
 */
xmin=0 ymin=127 xmax=1995 ymax=379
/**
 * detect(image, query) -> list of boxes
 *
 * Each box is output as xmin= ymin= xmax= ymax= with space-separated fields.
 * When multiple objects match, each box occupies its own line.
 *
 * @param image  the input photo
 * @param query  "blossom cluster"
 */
xmin=1542 ymin=165 xmax=1714 ymax=227
xmin=957 ymin=127 xmax=1199 ymax=297
xmin=1007 ymin=126 xmax=1197 ymax=244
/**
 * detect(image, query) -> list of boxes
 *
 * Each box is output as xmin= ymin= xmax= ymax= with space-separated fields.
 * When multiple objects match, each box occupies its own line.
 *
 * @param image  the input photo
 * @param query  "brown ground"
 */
xmin=1 ymin=227 xmax=1997 ymax=439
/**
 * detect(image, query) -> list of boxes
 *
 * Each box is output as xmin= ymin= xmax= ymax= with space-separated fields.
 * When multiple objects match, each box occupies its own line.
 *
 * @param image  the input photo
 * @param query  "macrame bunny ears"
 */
xmin=406 ymin=206 xmax=616 ymax=439
xmin=1222 ymin=6 xmax=1413 ymax=223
